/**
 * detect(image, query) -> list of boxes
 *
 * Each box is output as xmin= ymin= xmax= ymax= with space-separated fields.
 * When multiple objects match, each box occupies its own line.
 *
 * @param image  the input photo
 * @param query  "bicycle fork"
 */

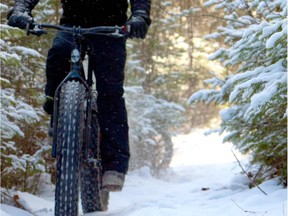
xmin=51 ymin=50 xmax=102 ymax=171
xmin=51 ymin=48 xmax=87 ymax=158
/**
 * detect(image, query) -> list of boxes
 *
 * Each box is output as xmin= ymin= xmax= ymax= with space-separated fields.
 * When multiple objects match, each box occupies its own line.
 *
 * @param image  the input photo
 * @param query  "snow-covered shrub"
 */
xmin=189 ymin=0 xmax=287 ymax=184
xmin=1 ymin=77 xmax=48 ymax=193
xmin=1 ymin=6 xmax=49 ymax=192
xmin=125 ymin=86 xmax=185 ymax=173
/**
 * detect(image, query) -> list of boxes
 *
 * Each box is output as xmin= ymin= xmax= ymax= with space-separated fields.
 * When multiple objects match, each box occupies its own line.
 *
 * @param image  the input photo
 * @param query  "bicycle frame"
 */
xmin=28 ymin=24 xmax=126 ymax=161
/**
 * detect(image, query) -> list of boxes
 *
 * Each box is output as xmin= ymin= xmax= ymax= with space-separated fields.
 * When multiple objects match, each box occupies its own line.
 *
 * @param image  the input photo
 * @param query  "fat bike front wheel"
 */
xmin=54 ymin=80 xmax=86 ymax=216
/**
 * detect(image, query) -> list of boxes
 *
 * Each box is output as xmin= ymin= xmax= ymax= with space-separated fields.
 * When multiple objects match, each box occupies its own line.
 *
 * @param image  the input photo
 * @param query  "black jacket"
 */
xmin=12 ymin=0 xmax=151 ymax=27
xmin=61 ymin=0 xmax=151 ymax=27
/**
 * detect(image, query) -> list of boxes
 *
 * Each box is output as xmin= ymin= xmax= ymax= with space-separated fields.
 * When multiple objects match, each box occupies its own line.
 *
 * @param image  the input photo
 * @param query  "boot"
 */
xmin=102 ymin=171 xmax=125 ymax=192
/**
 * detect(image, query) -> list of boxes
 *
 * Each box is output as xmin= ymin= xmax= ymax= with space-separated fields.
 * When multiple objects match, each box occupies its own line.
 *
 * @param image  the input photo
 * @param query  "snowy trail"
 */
xmin=1 ymin=129 xmax=287 ymax=216
xmin=101 ymin=130 xmax=286 ymax=216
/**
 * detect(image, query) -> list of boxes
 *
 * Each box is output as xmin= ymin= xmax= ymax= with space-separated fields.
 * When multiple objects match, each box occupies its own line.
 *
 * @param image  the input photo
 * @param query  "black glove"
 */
xmin=7 ymin=7 xmax=34 ymax=29
xmin=126 ymin=10 xmax=151 ymax=39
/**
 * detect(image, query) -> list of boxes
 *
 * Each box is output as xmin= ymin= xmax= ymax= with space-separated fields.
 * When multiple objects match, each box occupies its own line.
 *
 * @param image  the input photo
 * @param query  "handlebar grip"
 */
xmin=27 ymin=29 xmax=47 ymax=36
xmin=26 ymin=23 xmax=47 ymax=36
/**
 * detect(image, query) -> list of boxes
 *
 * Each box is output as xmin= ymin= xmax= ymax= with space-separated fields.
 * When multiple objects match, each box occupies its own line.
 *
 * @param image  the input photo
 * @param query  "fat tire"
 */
xmin=80 ymin=110 xmax=109 ymax=213
xmin=55 ymin=80 xmax=86 ymax=216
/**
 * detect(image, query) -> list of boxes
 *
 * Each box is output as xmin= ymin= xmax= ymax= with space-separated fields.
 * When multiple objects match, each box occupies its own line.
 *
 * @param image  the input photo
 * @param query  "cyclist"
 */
xmin=7 ymin=0 xmax=151 ymax=192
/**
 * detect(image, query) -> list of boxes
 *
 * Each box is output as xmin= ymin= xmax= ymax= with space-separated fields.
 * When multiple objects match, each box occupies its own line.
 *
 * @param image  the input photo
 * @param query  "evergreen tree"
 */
xmin=1 ymin=0 xmax=55 ymax=192
xmin=126 ymin=0 xmax=222 ymax=128
xmin=189 ymin=0 xmax=287 ymax=184
xmin=125 ymin=86 xmax=184 ymax=173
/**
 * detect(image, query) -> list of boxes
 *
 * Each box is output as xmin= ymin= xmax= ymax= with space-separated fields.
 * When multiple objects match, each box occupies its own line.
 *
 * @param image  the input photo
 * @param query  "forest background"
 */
xmin=1 ymin=0 xmax=287 ymax=196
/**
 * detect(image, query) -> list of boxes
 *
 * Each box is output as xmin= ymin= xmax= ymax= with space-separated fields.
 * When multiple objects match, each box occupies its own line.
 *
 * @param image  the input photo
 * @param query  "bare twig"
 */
xmin=231 ymin=199 xmax=256 ymax=214
xmin=231 ymin=150 xmax=268 ymax=195
xmin=1 ymin=191 xmax=27 ymax=210
xmin=159 ymin=6 xmax=248 ymax=25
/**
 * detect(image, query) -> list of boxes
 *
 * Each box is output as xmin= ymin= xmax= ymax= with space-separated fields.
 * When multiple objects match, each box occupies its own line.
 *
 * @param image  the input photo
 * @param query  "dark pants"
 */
xmin=45 ymin=27 xmax=130 ymax=174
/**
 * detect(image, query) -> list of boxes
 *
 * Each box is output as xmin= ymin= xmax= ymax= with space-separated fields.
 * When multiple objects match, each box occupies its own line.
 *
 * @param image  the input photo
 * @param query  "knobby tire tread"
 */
xmin=55 ymin=80 xmax=85 ymax=216
xmin=80 ymin=107 xmax=109 ymax=213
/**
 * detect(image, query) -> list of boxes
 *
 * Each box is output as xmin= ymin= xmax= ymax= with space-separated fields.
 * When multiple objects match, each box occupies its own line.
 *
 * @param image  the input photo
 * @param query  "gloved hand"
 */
xmin=126 ymin=10 xmax=151 ymax=39
xmin=7 ymin=7 xmax=34 ymax=29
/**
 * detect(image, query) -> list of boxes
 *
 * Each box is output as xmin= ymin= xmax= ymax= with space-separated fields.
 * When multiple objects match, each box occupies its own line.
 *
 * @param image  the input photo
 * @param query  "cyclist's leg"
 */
xmin=43 ymin=26 xmax=74 ymax=115
xmin=91 ymin=35 xmax=130 ymax=181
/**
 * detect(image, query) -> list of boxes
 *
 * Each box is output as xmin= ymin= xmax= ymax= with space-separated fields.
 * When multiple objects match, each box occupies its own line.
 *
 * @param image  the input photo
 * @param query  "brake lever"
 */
xmin=26 ymin=23 xmax=47 ymax=37
xmin=109 ymin=29 xmax=126 ymax=38
xmin=111 ymin=25 xmax=129 ymax=39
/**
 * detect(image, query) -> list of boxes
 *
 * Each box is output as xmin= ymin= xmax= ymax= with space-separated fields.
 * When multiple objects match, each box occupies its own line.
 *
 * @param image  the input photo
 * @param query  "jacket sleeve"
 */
xmin=130 ymin=0 xmax=151 ymax=14
xmin=130 ymin=0 xmax=151 ymax=25
xmin=13 ymin=0 xmax=39 ymax=13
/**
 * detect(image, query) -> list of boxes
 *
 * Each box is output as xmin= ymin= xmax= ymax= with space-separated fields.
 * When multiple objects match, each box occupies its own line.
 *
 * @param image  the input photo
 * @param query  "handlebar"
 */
xmin=26 ymin=23 xmax=128 ymax=38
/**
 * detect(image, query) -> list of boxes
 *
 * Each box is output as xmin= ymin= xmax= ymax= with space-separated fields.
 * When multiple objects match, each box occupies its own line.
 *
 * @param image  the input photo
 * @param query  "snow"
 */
xmin=1 ymin=204 xmax=34 ymax=216
xmin=262 ymin=21 xmax=282 ymax=38
xmin=208 ymin=48 xmax=225 ymax=60
xmin=265 ymin=30 xmax=284 ymax=49
xmin=10 ymin=46 xmax=42 ymax=58
xmin=1 ymin=129 xmax=286 ymax=216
